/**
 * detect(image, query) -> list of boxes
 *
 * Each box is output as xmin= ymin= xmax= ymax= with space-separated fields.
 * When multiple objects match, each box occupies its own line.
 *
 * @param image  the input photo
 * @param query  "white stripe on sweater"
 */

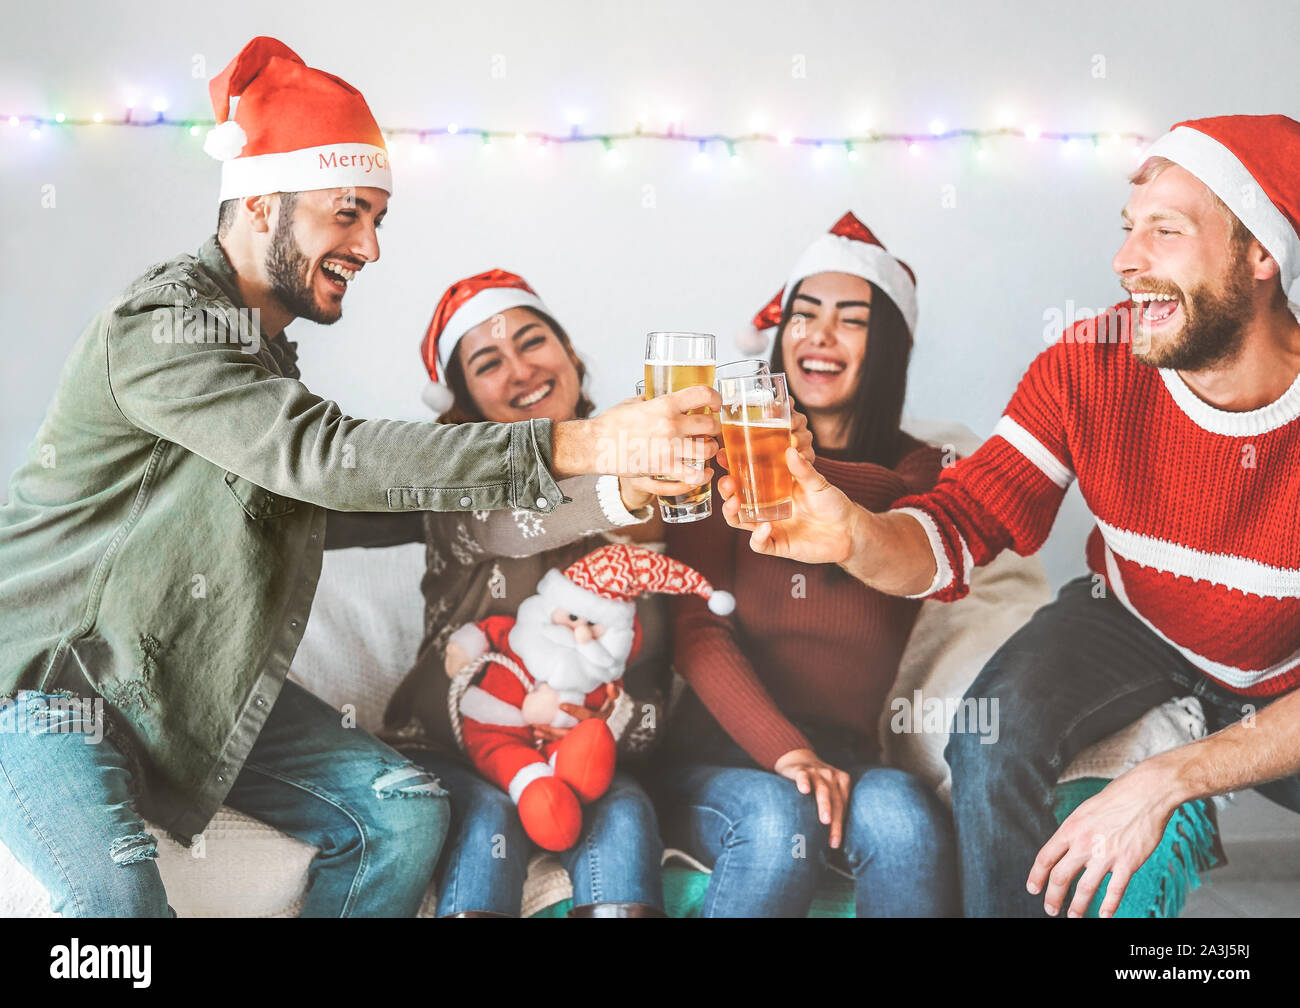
xmin=1103 ymin=547 xmax=1300 ymax=689
xmin=993 ymin=415 xmax=1075 ymax=489
xmin=895 ymin=507 xmax=954 ymax=597
xmin=1098 ymin=518 xmax=1300 ymax=599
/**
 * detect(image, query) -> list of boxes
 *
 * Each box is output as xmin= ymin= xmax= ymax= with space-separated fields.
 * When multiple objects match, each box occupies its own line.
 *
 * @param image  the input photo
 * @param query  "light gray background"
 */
xmin=4 ymin=0 xmax=1299 ymax=589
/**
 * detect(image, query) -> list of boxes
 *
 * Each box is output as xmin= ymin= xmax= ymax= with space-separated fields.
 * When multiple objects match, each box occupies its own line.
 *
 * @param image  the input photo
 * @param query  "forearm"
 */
xmin=1147 ymin=688 xmax=1300 ymax=808
xmin=839 ymin=506 xmax=940 ymax=597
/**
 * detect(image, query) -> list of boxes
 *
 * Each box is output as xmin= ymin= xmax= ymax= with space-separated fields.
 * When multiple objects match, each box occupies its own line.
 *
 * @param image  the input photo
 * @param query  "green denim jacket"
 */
xmin=0 ymin=235 xmax=565 ymax=840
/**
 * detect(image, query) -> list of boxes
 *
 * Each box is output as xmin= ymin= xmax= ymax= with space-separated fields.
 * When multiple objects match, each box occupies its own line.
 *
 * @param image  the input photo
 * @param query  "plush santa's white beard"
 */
xmin=509 ymin=595 xmax=630 ymax=694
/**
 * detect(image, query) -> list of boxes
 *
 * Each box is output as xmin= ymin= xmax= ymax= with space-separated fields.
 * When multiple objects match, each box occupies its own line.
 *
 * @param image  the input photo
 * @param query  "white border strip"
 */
xmin=992 ymin=415 xmax=1075 ymax=489
xmin=786 ymin=235 xmax=918 ymax=334
xmin=895 ymin=506 xmax=954 ymax=598
xmin=595 ymin=474 xmax=650 ymax=527
xmin=1098 ymin=517 xmax=1300 ymax=599
xmin=507 ymin=761 xmax=554 ymax=803
xmin=437 ymin=288 xmax=549 ymax=370
xmin=459 ymin=686 xmax=527 ymax=727
xmin=1158 ymin=346 xmax=1300 ymax=437
xmin=1104 ymin=547 xmax=1300 ymax=689
xmin=218 ymin=142 xmax=392 ymax=201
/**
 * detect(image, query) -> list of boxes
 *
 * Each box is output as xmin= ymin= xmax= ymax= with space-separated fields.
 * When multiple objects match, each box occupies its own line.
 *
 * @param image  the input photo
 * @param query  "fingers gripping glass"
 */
xmin=642 ymin=332 xmax=716 ymax=524
xmin=717 ymin=371 xmax=794 ymax=523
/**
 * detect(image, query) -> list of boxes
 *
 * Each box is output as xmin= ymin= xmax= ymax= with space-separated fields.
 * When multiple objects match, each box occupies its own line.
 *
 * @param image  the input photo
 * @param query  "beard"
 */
xmin=1132 ymin=253 xmax=1254 ymax=371
xmin=508 ymin=594 xmax=631 ymax=695
xmin=265 ymin=195 xmax=343 ymax=326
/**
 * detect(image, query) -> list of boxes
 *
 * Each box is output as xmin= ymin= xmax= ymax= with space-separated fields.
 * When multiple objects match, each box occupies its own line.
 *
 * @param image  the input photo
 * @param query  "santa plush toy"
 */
xmin=445 ymin=543 xmax=734 ymax=851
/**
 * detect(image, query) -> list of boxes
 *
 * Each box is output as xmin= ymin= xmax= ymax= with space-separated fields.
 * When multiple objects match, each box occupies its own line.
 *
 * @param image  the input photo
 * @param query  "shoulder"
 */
xmin=1035 ymin=299 xmax=1138 ymax=382
xmin=113 ymin=248 xmax=234 ymax=317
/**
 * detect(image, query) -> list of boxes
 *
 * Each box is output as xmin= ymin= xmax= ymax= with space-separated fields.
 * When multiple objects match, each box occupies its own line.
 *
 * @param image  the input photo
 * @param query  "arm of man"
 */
xmin=108 ymin=285 xmax=719 ymax=514
xmin=720 ymin=341 xmax=1077 ymax=601
xmin=1031 ymin=687 xmax=1300 ymax=918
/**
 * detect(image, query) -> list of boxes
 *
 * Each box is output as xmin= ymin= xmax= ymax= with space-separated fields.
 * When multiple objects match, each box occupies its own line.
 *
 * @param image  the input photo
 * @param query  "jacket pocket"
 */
xmin=224 ymin=472 xmax=297 ymax=520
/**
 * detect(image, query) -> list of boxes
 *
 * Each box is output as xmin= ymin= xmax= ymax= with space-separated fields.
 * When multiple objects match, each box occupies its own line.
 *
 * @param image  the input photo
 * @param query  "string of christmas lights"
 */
xmin=1 ymin=105 xmax=1154 ymax=162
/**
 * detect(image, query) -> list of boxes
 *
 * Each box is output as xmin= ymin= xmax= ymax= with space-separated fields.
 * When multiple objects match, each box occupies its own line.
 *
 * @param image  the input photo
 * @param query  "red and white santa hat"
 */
xmin=204 ymin=36 xmax=391 ymax=202
xmin=739 ymin=211 xmax=917 ymax=354
xmin=1141 ymin=115 xmax=1300 ymax=293
xmin=537 ymin=543 xmax=735 ymax=628
xmin=420 ymin=268 xmax=551 ymax=414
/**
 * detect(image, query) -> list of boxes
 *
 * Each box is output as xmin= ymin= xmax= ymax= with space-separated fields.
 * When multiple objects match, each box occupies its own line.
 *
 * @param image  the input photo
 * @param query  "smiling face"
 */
xmin=455 ymin=306 xmax=584 ymax=423
xmin=1114 ymin=163 xmax=1255 ymax=370
xmin=264 ymin=186 xmax=387 ymax=325
xmin=780 ymin=271 xmax=873 ymax=417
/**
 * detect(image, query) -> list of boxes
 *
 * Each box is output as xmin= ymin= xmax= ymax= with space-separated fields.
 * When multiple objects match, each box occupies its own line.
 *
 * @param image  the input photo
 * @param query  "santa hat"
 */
xmin=536 ymin=544 xmax=736 ymax=628
xmin=739 ymin=211 xmax=918 ymax=354
xmin=420 ymin=269 xmax=551 ymax=414
xmin=1141 ymin=115 xmax=1300 ymax=293
xmin=204 ymin=36 xmax=391 ymax=202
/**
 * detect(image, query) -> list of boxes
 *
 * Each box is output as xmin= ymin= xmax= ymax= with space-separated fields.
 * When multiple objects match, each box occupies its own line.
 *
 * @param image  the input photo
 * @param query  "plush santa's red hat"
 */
xmin=203 ymin=36 xmax=391 ymax=202
xmin=420 ymin=269 xmax=552 ymax=414
xmin=740 ymin=211 xmax=917 ymax=354
xmin=1142 ymin=115 xmax=1300 ymax=293
xmin=536 ymin=543 xmax=735 ymax=628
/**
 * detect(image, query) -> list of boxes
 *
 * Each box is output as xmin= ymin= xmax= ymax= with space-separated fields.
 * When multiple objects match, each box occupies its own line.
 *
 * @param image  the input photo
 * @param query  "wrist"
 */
xmin=618 ymin=477 xmax=653 ymax=512
xmin=773 ymin=746 xmax=817 ymax=771
xmin=553 ymin=418 xmax=597 ymax=478
xmin=1140 ymin=746 xmax=1203 ymax=810
xmin=837 ymin=504 xmax=874 ymax=574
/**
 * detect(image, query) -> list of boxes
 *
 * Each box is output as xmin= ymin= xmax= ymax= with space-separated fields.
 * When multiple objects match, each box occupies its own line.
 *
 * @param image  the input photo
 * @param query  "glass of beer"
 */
xmin=643 ymin=331 xmax=716 ymax=523
xmin=717 ymin=371 xmax=794 ymax=523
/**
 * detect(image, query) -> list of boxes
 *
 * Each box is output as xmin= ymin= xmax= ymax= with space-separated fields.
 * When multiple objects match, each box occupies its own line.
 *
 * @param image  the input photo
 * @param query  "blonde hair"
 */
xmin=1130 ymin=156 xmax=1252 ymax=247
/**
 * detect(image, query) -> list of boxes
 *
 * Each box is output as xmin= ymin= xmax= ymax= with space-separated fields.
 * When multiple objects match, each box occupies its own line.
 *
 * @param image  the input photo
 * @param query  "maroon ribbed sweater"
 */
xmin=667 ymin=436 xmax=944 ymax=769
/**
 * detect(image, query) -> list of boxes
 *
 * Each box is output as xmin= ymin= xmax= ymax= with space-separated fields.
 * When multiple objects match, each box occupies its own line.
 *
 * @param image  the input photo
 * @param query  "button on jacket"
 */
xmin=0 ymin=235 xmax=565 ymax=840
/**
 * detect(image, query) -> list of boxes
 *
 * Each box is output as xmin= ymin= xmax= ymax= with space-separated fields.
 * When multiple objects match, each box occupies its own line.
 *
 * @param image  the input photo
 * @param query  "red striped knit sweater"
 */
xmin=895 ymin=300 xmax=1300 ymax=699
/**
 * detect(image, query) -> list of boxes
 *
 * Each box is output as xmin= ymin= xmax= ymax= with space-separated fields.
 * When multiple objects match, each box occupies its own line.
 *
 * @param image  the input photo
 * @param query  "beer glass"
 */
xmin=717 ymin=371 xmax=794 ymax=523
xmin=716 ymin=358 xmax=771 ymax=381
xmin=643 ymin=331 xmax=716 ymax=523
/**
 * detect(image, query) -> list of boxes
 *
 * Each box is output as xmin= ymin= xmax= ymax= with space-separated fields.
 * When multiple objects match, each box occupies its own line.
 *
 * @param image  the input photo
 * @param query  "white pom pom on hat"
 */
xmin=734 ymin=325 xmax=771 ymax=356
xmin=203 ymin=119 xmax=248 ymax=162
xmin=421 ymin=380 xmax=455 ymax=416
xmin=706 ymin=589 xmax=736 ymax=615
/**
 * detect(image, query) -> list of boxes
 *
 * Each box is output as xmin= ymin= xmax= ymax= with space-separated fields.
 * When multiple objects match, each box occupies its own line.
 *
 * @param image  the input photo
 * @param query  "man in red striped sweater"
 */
xmin=718 ymin=114 xmax=1300 ymax=918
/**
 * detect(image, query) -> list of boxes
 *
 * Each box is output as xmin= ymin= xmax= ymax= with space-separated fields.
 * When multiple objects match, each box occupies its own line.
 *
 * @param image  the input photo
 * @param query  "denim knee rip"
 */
xmin=109 ymin=832 xmax=159 ymax=866
xmin=370 ymin=762 xmax=446 ymax=799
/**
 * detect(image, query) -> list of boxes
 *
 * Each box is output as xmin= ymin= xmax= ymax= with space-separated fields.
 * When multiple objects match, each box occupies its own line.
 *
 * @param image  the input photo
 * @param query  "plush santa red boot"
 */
xmin=551 ymin=718 xmax=616 ymax=803
xmin=516 ymin=775 xmax=582 ymax=852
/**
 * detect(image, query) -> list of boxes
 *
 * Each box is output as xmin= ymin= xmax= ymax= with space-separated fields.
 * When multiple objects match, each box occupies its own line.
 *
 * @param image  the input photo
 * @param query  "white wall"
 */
xmin=3 ymin=0 xmax=1298 ymax=589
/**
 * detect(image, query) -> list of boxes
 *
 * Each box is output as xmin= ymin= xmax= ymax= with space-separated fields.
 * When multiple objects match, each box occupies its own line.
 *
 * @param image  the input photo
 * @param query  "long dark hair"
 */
xmin=437 ymin=307 xmax=596 ymax=425
xmin=770 ymin=278 xmax=912 ymax=467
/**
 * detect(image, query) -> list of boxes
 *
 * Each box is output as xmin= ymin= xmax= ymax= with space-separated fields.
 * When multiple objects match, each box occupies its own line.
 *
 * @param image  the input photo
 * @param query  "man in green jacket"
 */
xmin=0 ymin=36 xmax=718 ymax=918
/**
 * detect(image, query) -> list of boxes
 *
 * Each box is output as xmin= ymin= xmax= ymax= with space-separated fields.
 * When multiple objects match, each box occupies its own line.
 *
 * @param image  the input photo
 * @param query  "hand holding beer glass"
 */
xmin=643 ymin=332 xmax=717 ymax=523
xmin=717 ymin=371 xmax=795 ymax=523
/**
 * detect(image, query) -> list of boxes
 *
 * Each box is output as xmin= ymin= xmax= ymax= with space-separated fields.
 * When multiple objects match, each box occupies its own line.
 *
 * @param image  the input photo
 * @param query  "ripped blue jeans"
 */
xmin=0 ymin=682 xmax=449 ymax=917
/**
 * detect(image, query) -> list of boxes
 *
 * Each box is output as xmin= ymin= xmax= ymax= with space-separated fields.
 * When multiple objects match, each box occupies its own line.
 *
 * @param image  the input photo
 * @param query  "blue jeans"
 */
xmin=947 ymin=574 xmax=1300 ymax=918
xmin=409 ymin=751 xmax=663 ymax=916
xmin=654 ymin=733 xmax=958 ymax=917
xmin=0 ymin=681 xmax=449 ymax=917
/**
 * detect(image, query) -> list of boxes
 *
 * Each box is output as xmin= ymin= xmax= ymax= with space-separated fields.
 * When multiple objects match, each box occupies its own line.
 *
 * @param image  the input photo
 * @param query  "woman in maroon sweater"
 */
xmin=657 ymin=213 xmax=959 ymax=916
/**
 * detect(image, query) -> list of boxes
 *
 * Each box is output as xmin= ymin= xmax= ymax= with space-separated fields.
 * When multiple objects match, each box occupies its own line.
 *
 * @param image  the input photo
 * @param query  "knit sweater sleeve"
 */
xmin=667 ymin=506 xmax=811 ymax=769
xmin=894 ymin=340 xmax=1077 ymax=601
xmin=421 ymin=473 xmax=650 ymax=565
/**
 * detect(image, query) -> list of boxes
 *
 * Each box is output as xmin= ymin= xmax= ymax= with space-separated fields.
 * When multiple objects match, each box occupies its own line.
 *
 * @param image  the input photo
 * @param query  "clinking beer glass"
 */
xmin=643 ymin=332 xmax=716 ymax=523
xmin=717 ymin=371 xmax=794 ymax=523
